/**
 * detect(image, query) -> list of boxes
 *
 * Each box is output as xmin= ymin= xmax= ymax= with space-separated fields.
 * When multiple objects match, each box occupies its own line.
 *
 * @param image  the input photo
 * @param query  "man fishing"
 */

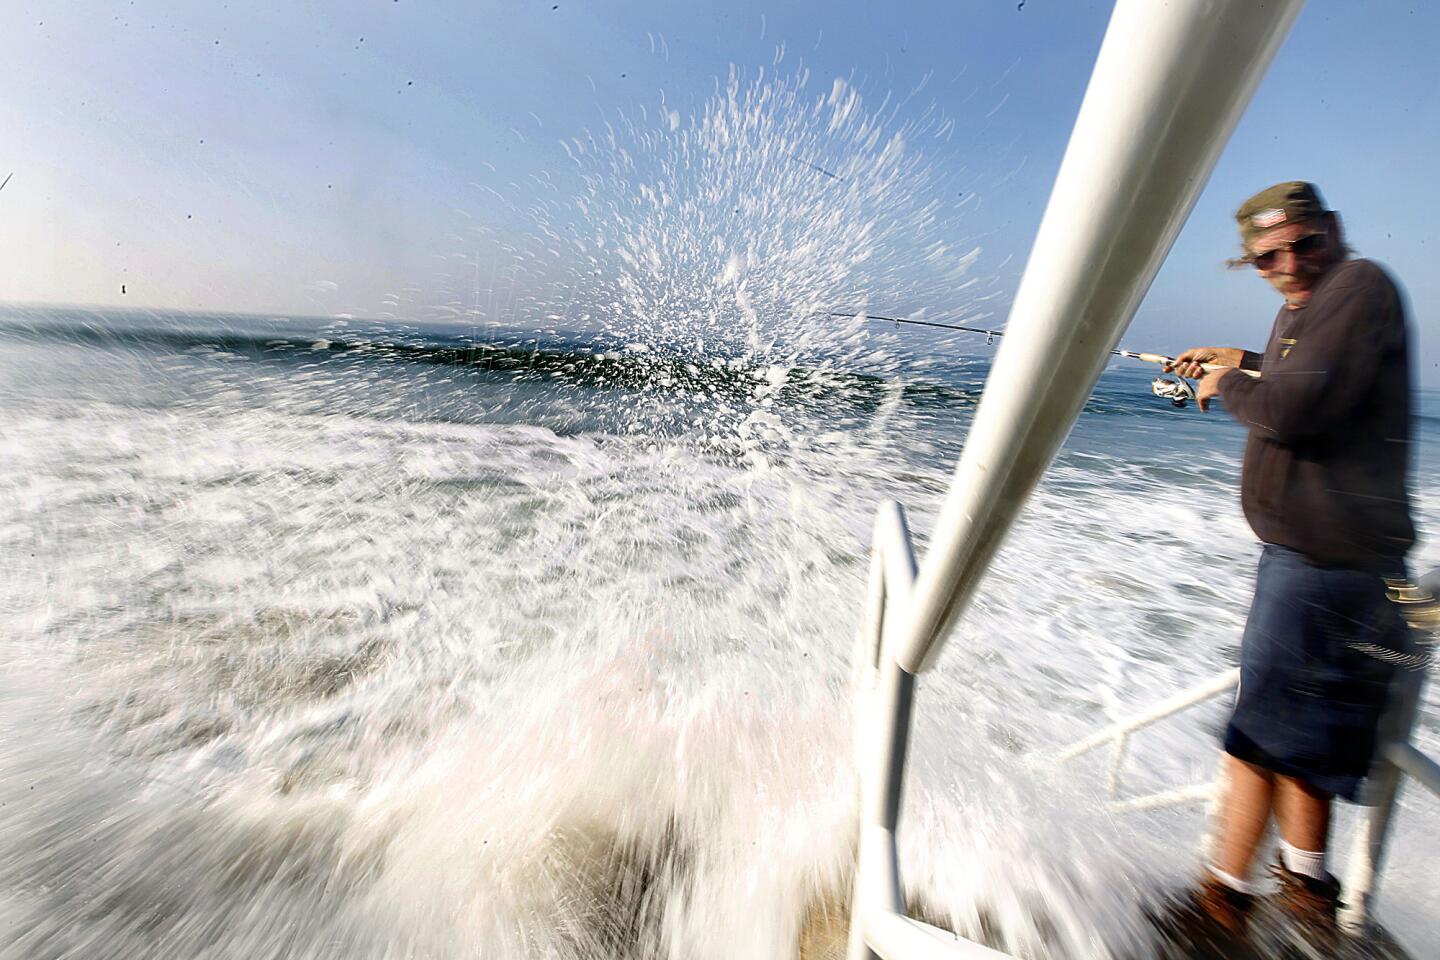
xmin=1166 ymin=181 xmax=1416 ymax=942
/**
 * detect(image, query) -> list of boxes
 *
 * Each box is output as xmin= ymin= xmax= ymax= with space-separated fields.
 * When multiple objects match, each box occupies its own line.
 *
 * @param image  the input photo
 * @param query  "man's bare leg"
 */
xmin=1211 ymin=761 xmax=1335 ymax=889
xmin=1272 ymin=775 xmax=1334 ymax=887
xmin=1272 ymin=775 xmax=1331 ymax=852
xmin=1212 ymin=754 xmax=1275 ymax=884
xmin=1161 ymin=754 xmax=1272 ymax=938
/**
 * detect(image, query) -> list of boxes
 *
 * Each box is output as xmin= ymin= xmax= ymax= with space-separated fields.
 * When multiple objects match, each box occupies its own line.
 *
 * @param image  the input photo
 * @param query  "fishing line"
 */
xmin=829 ymin=310 xmax=1254 ymax=408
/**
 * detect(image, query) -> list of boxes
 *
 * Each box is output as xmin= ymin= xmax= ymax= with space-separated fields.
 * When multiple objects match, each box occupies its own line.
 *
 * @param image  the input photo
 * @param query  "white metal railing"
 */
xmin=1385 ymin=740 xmax=1440 ymax=796
xmin=845 ymin=3 xmax=1306 ymax=956
xmin=849 ymin=502 xmax=1014 ymax=959
xmin=1054 ymin=667 xmax=1240 ymax=811
xmin=1051 ymin=574 xmax=1438 ymax=932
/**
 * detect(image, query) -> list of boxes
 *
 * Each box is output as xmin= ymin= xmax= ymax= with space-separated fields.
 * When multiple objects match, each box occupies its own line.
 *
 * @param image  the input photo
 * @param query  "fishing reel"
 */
xmin=1151 ymin=375 xmax=1197 ymax=408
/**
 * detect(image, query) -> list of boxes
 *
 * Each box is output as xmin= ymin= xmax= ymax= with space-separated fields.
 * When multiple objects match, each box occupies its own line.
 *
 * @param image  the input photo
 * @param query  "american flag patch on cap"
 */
xmin=1252 ymin=208 xmax=1287 ymax=228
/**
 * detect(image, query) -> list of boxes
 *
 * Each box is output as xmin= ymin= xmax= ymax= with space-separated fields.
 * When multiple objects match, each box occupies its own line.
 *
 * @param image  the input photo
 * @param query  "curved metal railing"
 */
xmin=844 ymin=2 xmax=1308 ymax=957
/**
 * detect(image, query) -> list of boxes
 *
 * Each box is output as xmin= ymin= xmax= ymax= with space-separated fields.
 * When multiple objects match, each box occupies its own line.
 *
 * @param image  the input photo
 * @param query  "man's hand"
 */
xmin=1195 ymin=368 xmax=1229 ymax=412
xmin=1166 ymin=346 xmax=1245 ymax=380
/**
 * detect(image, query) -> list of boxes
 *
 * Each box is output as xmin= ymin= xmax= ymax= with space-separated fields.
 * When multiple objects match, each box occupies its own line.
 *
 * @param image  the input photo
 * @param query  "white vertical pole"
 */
xmin=1341 ymin=575 xmax=1438 ymax=930
xmin=892 ymin=0 xmax=1306 ymax=674
xmin=1341 ymin=758 xmax=1405 ymax=932
xmin=849 ymin=504 xmax=919 ymax=960
xmin=848 ymin=660 xmax=917 ymax=960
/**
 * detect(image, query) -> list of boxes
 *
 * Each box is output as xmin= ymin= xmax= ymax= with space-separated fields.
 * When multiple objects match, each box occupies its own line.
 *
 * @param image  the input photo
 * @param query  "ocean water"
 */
xmin=0 ymin=305 xmax=1436 ymax=959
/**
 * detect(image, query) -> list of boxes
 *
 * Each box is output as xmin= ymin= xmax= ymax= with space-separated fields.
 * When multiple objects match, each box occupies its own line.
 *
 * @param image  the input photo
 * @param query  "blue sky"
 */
xmin=1 ymin=1 xmax=1436 ymax=383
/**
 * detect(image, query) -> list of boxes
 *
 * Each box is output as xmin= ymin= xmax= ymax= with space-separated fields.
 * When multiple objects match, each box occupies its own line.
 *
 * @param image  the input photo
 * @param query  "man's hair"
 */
xmin=1326 ymin=210 xmax=1353 ymax=259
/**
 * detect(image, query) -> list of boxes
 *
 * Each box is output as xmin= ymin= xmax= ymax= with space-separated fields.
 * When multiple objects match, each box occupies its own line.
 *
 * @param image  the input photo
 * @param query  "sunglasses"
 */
xmin=1244 ymin=232 xmax=1327 ymax=270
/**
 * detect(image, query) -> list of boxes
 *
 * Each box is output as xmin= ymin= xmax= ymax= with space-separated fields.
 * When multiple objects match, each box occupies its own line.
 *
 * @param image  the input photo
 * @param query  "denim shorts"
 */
xmin=1223 ymin=544 xmax=1410 ymax=801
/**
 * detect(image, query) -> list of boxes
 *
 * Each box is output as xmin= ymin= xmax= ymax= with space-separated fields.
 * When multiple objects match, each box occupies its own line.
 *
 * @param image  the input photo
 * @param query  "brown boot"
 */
xmin=1150 ymin=873 xmax=1256 ymax=958
xmin=1189 ymin=873 xmax=1255 ymax=939
xmin=1269 ymin=862 xmax=1340 ymax=921
xmin=1267 ymin=861 xmax=1341 ymax=932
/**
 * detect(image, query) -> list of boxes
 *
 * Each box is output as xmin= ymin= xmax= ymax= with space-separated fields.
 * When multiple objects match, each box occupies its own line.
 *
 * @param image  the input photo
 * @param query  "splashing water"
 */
xmin=547 ymin=67 xmax=985 ymax=356
xmin=0 ymin=346 xmax=1183 ymax=960
xmin=520 ymin=65 xmax=993 ymax=464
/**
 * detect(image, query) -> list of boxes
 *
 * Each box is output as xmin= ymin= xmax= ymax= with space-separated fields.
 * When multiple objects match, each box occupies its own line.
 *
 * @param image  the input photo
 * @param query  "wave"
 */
xmin=0 ymin=306 xmax=989 ymax=412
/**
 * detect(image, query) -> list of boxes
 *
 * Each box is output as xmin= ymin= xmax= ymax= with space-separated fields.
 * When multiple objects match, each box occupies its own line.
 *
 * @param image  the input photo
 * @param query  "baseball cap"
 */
xmin=1235 ymin=181 xmax=1330 ymax=246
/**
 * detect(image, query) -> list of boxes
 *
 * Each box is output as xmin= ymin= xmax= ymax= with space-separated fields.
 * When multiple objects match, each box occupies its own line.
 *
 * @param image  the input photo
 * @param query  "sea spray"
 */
xmin=519 ymin=64 xmax=992 ymax=462
xmin=6 ymin=310 xmax=1438 ymax=958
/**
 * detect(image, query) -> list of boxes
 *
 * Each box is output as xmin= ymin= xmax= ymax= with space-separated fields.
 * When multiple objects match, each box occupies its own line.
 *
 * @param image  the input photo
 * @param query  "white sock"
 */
xmin=1279 ymin=840 xmax=1328 ymax=881
xmin=1206 ymin=865 xmax=1256 ymax=896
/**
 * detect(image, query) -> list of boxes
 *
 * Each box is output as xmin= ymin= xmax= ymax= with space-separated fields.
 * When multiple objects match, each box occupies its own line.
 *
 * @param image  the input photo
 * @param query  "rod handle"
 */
xmin=1128 ymin=351 xmax=1261 ymax=378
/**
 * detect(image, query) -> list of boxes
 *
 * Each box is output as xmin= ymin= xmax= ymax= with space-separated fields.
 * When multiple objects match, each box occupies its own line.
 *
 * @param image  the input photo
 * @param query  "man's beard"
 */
xmin=1270 ymin=273 xmax=1301 ymax=291
xmin=1270 ymin=260 xmax=1327 ymax=298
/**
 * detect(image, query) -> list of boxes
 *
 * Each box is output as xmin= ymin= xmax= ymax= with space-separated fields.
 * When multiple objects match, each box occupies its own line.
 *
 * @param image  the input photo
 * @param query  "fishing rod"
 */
xmin=830 ymin=310 xmax=1255 ymax=408
xmin=787 ymin=154 xmax=845 ymax=182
